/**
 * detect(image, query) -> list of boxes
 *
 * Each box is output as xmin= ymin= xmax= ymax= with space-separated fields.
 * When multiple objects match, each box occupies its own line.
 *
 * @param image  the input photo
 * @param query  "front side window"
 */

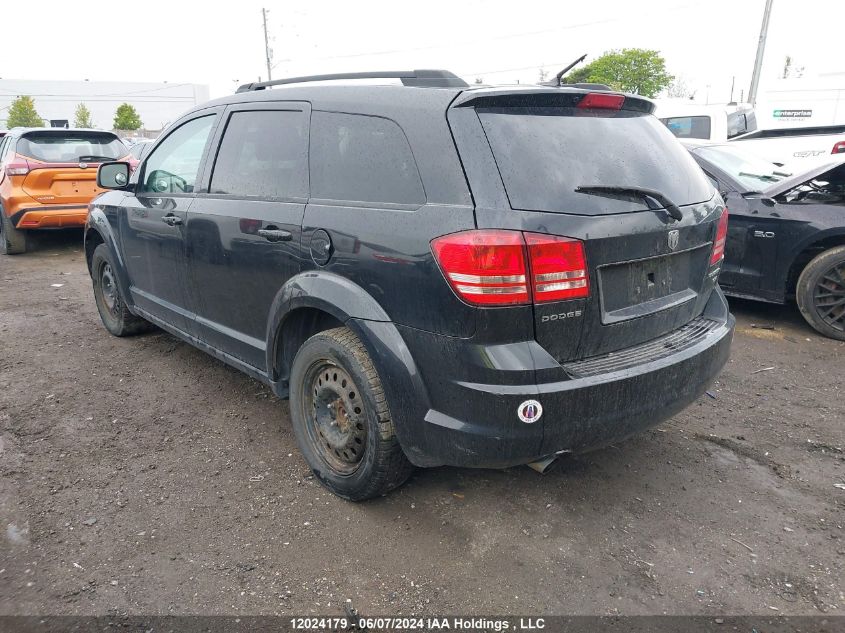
xmin=209 ymin=109 xmax=308 ymax=199
xmin=140 ymin=115 xmax=215 ymax=194
xmin=310 ymin=111 xmax=424 ymax=205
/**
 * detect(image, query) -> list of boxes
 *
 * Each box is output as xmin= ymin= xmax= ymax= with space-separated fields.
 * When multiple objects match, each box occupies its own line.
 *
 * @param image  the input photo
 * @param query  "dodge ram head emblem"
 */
xmin=667 ymin=229 xmax=680 ymax=251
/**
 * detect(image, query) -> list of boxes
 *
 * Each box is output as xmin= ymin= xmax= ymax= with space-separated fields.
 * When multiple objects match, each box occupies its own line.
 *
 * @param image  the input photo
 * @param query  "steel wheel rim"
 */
xmin=813 ymin=261 xmax=845 ymax=332
xmin=100 ymin=263 xmax=119 ymax=315
xmin=303 ymin=361 xmax=367 ymax=476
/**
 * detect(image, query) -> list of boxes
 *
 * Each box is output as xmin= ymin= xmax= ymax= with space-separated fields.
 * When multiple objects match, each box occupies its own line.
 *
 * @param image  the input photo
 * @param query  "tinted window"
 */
xmin=210 ymin=109 xmax=308 ymax=199
xmin=310 ymin=111 xmax=424 ymax=205
xmin=16 ymin=131 xmax=126 ymax=163
xmin=660 ymin=115 xmax=712 ymax=140
xmin=480 ymin=108 xmax=712 ymax=215
xmin=140 ymin=115 xmax=215 ymax=194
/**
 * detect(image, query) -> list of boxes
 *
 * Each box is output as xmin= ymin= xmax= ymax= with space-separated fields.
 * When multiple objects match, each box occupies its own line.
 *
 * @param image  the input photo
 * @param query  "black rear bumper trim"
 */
xmin=11 ymin=205 xmax=89 ymax=227
xmin=563 ymin=316 xmax=723 ymax=378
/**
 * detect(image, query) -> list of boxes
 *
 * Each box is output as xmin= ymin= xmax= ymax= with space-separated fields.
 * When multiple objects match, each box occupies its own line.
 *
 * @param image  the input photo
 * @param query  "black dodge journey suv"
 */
xmin=86 ymin=70 xmax=734 ymax=500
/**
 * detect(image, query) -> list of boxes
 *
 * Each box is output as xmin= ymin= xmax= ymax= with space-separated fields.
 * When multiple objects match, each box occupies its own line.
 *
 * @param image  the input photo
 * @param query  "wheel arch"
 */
xmin=84 ymin=208 xmax=134 ymax=309
xmin=267 ymin=271 xmax=393 ymax=385
xmin=266 ymin=271 xmax=432 ymax=465
xmin=784 ymin=230 xmax=845 ymax=299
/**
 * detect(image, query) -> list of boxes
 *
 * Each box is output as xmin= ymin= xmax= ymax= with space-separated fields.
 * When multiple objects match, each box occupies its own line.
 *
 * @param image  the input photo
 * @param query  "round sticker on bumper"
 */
xmin=518 ymin=399 xmax=543 ymax=424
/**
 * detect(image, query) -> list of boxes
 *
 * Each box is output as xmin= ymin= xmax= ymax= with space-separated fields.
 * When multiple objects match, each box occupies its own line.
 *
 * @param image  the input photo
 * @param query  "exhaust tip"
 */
xmin=526 ymin=455 xmax=558 ymax=474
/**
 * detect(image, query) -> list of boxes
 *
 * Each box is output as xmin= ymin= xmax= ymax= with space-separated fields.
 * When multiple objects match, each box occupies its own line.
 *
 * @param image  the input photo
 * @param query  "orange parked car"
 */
xmin=0 ymin=128 xmax=131 ymax=254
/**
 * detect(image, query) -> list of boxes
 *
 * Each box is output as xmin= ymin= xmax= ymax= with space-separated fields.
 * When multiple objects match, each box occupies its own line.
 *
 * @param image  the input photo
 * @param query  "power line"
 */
xmin=0 ymin=83 xmax=194 ymax=98
xmin=282 ymin=1 xmax=697 ymax=65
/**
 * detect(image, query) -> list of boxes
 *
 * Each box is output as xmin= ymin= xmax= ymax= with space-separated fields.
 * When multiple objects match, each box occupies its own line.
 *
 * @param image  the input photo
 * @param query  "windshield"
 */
xmin=478 ymin=107 xmax=713 ymax=215
xmin=693 ymin=144 xmax=791 ymax=191
xmin=17 ymin=132 xmax=126 ymax=163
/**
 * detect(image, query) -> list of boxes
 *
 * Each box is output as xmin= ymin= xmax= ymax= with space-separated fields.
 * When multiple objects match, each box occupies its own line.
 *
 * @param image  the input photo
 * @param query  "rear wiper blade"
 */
xmin=574 ymin=185 xmax=684 ymax=221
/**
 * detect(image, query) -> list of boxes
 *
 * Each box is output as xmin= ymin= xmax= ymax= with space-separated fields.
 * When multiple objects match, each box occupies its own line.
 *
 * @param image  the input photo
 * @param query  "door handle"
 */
xmin=257 ymin=228 xmax=292 ymax=242
xmin=161 ymin=214 xmax=183 ymax=226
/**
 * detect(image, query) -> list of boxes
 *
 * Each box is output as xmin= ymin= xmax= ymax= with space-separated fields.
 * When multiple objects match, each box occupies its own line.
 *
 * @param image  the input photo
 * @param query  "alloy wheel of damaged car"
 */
xmin=796 ymin=245 xmax=845 ymax=341
xmin=289 ymin=327 xmax=413 ymax=500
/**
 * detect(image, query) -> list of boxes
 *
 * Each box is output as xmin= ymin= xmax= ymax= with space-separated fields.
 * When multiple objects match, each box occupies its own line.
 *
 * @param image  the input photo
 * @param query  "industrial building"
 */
xmin=0 ymin=79 xmax=210 ymax=131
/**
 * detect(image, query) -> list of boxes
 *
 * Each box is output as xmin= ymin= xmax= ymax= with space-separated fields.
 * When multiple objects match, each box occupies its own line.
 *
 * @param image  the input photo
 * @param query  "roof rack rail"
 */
xmin=236 ymin=69 xmax=468 ymax=93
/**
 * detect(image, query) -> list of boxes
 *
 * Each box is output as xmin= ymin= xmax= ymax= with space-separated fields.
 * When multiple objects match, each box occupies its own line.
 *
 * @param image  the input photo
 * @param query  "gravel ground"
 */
xmin=1 ymin=230 xmax=843 ymax=617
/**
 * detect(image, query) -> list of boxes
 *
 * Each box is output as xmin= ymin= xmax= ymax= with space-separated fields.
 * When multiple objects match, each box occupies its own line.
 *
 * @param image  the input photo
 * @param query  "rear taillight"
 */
xmin=431 ymin=230 xmax=589 ymax=306
xmin=5 ymin=161 xmax=30 ymax=177
xmin=431 ymin=230 xmax=529 ymax=305
xmin=577 ymin=93 xmax=625 ymax=110
xmin=524 ymin=233 xmax=589 ymax=301
xmin=710 ymin=208 xmax=729 ymax=266
xmin=832 ymin=141 xmax=845 ymax=154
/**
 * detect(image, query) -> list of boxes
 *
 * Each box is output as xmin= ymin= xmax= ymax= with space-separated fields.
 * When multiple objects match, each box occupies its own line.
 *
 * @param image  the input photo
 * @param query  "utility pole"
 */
xmin=749 ymin=0 xmax=774 ymax=106
xmin=262 ymin=8 xmax=272 ymax=82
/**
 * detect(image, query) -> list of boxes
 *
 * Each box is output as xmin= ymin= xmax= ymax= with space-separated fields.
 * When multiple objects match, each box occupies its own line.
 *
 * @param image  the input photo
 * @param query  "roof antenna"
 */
xmin=551 ymin=54 xmax=588 ymax=86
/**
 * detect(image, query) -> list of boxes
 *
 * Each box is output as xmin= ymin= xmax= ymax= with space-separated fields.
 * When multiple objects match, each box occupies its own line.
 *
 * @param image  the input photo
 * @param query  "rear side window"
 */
xmin=16 ymin=131 xmax=126 ymax=163
xmin=310 ymin=111 xmax=424 ymax=205
xmin=210 ymin=109 xmax=308 ymax=199
xmin=660 ymin=115 xmax=712 ymax=140
xmin=480 ymin=108 xmax=712 ymax=215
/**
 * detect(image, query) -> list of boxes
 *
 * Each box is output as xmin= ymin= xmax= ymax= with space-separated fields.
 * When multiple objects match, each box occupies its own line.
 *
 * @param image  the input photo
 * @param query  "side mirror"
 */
xmin=97 ymin=162 xmax=131 ymax=190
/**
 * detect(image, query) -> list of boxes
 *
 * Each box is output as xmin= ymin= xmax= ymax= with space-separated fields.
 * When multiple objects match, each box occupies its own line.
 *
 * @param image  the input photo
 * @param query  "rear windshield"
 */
xmin=479 ymin=107 xmax=713 ymax=215
xmin=16 ymin=132 xmax=126 ymax=163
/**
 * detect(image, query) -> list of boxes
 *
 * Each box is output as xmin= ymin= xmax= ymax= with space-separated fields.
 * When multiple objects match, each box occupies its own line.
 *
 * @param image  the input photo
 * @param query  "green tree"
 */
xmin=73 ymin=103 xmax=95 ymax=128
xmin=562 ymin=49 xmax=673 ymax=97
xmin=6 ymin=95 xmax=44 ymax=127
xmin=113 ymin=103 xmax=142 ymax=130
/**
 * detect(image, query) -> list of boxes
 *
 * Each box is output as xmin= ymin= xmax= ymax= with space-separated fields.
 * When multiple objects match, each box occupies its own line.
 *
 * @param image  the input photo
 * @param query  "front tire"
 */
xmin=289 ymin=326 xmax=414 ymax=501
xmin=0 ymin=209 xmax=28 ymax=255
xmin=91 ymin=244 xmax=151 ymax=337
xmin=796 ymin=245 xmax=845 ymax=341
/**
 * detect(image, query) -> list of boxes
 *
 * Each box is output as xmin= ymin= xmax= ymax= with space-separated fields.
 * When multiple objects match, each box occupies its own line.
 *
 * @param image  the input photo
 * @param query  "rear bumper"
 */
xmin=392 ymin=288 xmax=734 ymax=468
xmin=9 ymin=205 xmax=89 ymax=229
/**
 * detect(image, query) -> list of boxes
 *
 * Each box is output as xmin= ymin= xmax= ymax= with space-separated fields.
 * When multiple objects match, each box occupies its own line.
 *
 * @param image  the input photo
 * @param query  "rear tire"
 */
xmin=289 ymin=326 xmax=414 ymax=501
xmin=796 ymin=245 xmax=845 ymax=341
xmin=91 ymin=244 xmax=152 ymax=337
xmin=0 ymin=208 xmax=28 ymax=255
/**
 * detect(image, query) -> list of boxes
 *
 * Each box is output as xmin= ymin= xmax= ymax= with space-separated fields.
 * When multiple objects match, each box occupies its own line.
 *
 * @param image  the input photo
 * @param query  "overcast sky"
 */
xmin=1 ymin=0 xmax=842 ymax=103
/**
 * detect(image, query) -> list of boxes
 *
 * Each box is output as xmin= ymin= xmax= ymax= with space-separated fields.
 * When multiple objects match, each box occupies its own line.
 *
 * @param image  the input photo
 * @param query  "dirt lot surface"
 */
xmin=1 ymin=231 xmax=843 ymax=617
